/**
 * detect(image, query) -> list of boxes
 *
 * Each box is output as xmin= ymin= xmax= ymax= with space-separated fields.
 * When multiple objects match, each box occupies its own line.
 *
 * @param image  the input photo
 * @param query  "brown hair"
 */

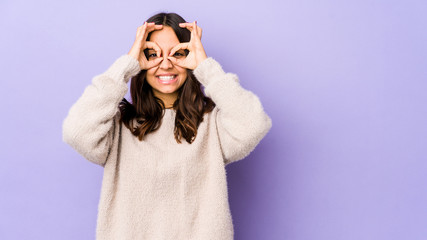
xmin=119 ymin=12 xmax=215 ymax=144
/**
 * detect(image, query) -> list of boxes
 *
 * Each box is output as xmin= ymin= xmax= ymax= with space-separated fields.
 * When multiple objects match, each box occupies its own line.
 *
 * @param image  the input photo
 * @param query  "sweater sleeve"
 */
xmin=62 ymin=54 xmax=141 ymax=167
xmin=193 ymin=58 xmax=272 ymax=166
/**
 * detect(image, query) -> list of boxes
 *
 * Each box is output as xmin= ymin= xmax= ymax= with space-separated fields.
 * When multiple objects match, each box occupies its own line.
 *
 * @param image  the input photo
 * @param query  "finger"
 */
xmin=145 ymin=57 xmax=163 ymax=69
xmin=179 ymin=22 xmax=195 ymax=32
xmin=146 ymin=22 xmax=163 ymax=32
xmin=136 ymin=22 xmax=147 ymax=39
xmin=167 ymin=56 xmax=178 ymax=65
xmin=196 ymin=26 xmax=202 ymax=39
xmin=144 ymin=41 xmax=162 ymax=57
xmin=154 ymin=24 xmax=163 ymax=30
xmin=142 ymin=22 xmax=162 ymax=41
xmin=167 ymin=56 xmax=185 ymax=68
xmin=195 ymin=22 xmax=203 ymax=39
xmin=192 ymin=21 xmax=197 ymax=38
xmin=179 ymin=22 xmax=191 ymax=28
xmin=169 ymin=43 xmax=189 ymax=56
xmin=140 ymin=21 xmax=150 ymax=40
xmin=181 ymin=21 xmax=199 ymax=40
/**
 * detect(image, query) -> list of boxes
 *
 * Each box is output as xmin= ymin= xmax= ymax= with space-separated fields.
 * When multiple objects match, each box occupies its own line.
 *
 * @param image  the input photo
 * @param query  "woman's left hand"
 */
xmin=168 ymin=21 xmax=207 ymax=70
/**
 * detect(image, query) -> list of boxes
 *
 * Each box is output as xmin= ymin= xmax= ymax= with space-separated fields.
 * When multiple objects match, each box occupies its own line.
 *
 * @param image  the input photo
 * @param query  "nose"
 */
xmin=159 ymin=54 xmax=173 ymax=69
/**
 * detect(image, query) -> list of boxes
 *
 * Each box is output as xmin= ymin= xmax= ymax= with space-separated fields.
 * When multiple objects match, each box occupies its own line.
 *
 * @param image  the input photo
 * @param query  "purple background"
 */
xmin=1 ymin=0 xmax=426 ymax=239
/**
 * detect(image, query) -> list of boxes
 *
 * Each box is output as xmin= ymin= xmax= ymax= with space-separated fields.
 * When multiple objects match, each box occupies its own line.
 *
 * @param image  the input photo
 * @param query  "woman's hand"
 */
xmin=128 ymin=22 xmax=164 ymax=70
xmin=168 ymin=21 xmax=207 ymax=70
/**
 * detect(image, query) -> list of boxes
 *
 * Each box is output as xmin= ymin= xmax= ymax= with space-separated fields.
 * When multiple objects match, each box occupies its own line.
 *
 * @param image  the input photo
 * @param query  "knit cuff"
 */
xmin=104 ymin=54 xmax=141 ymax=84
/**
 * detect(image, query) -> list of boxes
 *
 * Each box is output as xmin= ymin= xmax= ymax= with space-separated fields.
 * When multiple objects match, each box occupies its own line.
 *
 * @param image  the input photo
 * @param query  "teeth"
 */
xmin=158 ymin=75 xmax=175 ymax=80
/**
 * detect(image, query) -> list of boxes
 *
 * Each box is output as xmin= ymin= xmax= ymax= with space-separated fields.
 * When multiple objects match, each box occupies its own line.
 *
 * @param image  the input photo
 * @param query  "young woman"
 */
xmin=63 ymin=12 xmax=272 ymax=240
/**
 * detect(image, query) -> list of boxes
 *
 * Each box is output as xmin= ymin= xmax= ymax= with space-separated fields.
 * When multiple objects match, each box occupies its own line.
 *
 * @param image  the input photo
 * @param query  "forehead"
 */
xmin=149 ymin=26 xmax=180 ymax=50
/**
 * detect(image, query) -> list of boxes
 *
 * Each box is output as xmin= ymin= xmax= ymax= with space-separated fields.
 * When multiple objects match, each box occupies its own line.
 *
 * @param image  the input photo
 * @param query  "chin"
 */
xmin=155 ymin=86 xmax=180 ymax=94
xmin=160 ymin=89 xmax=178 ymax=94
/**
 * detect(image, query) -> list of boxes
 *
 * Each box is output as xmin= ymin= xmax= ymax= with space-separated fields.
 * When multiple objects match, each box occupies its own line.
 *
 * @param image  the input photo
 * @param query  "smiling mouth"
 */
xmin=157 ymin=75 xmax=178 ymax=84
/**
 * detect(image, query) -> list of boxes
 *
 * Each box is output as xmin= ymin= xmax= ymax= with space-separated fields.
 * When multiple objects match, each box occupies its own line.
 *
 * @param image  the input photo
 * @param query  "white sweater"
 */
xmin=62 ymin=54 xmax=272 ymax=240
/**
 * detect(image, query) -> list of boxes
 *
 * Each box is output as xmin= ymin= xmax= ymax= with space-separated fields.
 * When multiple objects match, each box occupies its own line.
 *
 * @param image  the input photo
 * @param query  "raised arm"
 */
xmin=168 ymin=21 xmax=272 ymax=165
xmin=62 ymin=55 xmax=141 ymax=166
xmin=62 ymin=22 xmax=164 ymax=166
xmin=193 ymin=58 xmax=272 ymax=165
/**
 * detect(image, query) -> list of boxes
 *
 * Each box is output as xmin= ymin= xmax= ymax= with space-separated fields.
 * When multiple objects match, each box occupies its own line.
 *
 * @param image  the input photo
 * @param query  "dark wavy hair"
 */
xmin=119 ymin=12 xmax=215 ymax=144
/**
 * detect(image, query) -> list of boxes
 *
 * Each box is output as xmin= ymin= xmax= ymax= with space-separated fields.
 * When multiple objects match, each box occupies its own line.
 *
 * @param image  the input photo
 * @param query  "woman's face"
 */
xmin=145 ymin=26 xmax=188 ymax=100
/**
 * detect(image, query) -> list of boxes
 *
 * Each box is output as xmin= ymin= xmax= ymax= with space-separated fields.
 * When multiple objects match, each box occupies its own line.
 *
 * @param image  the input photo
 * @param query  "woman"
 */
xmin=63 ymin=12 xmax=272 ymax=240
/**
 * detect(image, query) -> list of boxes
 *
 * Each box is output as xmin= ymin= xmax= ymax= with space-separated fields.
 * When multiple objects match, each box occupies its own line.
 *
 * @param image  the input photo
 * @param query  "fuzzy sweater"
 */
xmin=62 ymin=54 xmax=272 ymax=240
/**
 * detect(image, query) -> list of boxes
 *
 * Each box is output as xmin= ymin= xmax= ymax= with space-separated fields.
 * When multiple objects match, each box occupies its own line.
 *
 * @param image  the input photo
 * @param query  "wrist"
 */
xmin=196 ymin=53 xmax=208 ymax=68
xmin=127 ymin=52 xmax=139 ymax=61
xmin=128 ymin=44 xmax=142 ymax=60
xmin=193 ymin=57 xmax=226 ymax=86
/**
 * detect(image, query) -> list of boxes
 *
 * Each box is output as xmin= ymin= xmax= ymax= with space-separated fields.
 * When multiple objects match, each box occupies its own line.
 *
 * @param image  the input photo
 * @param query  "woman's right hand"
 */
xmin=127 ymin=22 xmax=163 ymax=70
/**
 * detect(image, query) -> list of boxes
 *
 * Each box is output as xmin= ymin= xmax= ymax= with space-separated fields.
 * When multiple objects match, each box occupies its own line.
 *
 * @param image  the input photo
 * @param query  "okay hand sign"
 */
xmin=128 ymin=22 xmax=164 ymax=70
xmin=167 ymin=21 xmax=207 ymax=70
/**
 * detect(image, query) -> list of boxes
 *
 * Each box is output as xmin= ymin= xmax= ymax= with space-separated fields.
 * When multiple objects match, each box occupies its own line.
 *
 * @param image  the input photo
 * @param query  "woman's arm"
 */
xmin=62 ymin=55 xmax=141 ymax=166
xmin=167 ymin=21 xmax=272 ymax=165
xmin=193 ymin=58 xmax=272 ymax=165
xmin=63 ymin=22 xmax=163 ymax=166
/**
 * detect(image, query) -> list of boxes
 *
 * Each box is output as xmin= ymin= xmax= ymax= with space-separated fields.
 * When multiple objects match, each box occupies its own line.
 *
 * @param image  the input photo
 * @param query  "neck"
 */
xmin=153 ymin=90 xmax=178 ymax=109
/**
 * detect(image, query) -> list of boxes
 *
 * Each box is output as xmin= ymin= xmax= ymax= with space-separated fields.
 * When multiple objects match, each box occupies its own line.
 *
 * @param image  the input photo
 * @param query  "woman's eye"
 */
xmin=148 ymin=53 xmax=157 ymax=58
xmin=173 ymin=52 xmax=185 ymax=58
